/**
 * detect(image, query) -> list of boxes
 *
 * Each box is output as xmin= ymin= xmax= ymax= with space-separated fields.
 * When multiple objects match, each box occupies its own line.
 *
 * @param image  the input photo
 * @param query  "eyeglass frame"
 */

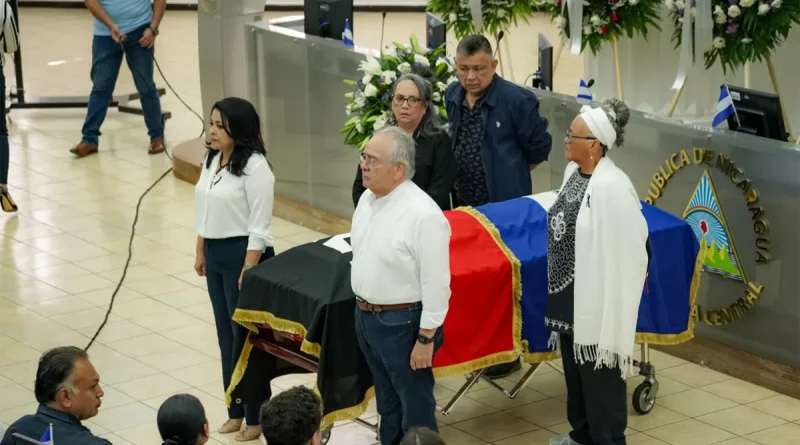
xmin=565 ymin=129 xmax=598 ymax=144
xmin=359 ymin=152 xmax=381 ymax=169
xmin=392 ymin=94 xmax=423 ymax=107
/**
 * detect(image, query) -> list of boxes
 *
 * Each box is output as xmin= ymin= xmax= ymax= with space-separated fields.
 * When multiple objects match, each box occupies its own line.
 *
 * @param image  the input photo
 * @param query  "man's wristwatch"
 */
xmin=149 ymin=27 xmax=159 ymax=36
xmin=417 ymin=333 xmax=435 ymax=345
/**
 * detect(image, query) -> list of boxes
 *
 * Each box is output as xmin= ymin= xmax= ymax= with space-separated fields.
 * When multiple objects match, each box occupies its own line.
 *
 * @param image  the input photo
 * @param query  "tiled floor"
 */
xmin=1 ymin=7 xmax=799 ymax=445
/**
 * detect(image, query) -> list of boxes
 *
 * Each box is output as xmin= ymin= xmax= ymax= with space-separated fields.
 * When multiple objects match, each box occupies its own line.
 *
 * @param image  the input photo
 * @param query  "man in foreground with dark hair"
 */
xmin=445 ymin=34 xmax=553 ymax=379
xmin=259 ymin=386 xmax=322 ymax=445
xmin=0 ymin=347 xmax=110 ymax=445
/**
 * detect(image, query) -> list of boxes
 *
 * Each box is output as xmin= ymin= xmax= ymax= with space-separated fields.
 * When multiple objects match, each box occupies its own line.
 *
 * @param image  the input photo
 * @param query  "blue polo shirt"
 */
xmin=93 ymin=0 xmax=153 ymax=36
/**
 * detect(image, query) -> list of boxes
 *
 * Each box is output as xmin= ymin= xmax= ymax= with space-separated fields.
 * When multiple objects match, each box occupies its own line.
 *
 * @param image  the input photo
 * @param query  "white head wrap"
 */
xmin=579 ymin=105 xmax=617 ymax=150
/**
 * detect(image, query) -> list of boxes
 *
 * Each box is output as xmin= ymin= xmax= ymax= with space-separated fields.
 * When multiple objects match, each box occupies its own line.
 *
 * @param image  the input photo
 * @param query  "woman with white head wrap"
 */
xmin=546 ymin=99 xmax=649 ymax=445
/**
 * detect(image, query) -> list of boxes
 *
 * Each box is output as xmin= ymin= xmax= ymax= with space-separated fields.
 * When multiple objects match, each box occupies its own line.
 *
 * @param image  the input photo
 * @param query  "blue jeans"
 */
xmin=0 ymin=67 xmax=8 ymax=184
xmin=355 ymin=305 xmax=443 ymax=445
xmin=205 ymin=236 xmax=275 ymax=425
xmin=82 ymin=24 xmax=164 ymax=147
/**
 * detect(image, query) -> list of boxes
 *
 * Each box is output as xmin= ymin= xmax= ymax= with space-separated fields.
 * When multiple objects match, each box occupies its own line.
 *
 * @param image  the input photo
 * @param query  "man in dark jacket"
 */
xmin=1 ymin=347 xmax=110 ymax=445
xmin=446 ymin=35 xmax=552 ymax=379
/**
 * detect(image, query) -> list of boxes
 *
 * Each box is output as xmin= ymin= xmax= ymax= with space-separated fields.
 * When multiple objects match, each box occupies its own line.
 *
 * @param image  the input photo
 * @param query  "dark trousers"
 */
xmin=204 ymin=236 xmax=275 ymax=425
xmin=561 ymin=334 xmax=628 ymax=445
xmin=0 ymin=68 xmax=8 ymax=184
xmin=82 ymin=24 xmax=164 ymax=147
xmin=355 ymin=306 xmax=443 ymax=445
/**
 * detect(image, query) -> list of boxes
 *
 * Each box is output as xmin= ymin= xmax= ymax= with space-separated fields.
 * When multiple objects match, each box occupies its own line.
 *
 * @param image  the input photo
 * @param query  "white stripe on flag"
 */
xmin=528 ymin=191 xmax=559 ymax=212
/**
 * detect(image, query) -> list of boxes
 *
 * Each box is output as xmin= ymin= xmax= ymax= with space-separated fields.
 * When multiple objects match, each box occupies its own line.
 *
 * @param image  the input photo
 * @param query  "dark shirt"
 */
xmin=545 ymin=170 xmax=591 ymax=334
xmin=352 ymin=130 xmax=456 ymax=211
xmin=0 ymin=405 xmax=111 ymax=445
xmin=445 ymin=74 xmax=552 ymax=203
xmin=453 ymin=97 xmax=491 ymax=207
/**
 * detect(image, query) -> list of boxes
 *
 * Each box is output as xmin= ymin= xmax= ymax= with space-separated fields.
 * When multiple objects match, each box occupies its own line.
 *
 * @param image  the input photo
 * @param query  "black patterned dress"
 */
xmin=545 ymin=169 xmax=591 ymax=334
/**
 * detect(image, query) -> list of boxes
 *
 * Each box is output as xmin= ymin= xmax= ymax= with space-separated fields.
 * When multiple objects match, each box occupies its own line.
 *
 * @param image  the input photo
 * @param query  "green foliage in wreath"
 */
xmin=426 ymin=0 xmax=538 ymax=38
xmin=540 ymin=0 xmax=662 ymax=54
xmin=667 ymin=0 xmax=800 ymax=73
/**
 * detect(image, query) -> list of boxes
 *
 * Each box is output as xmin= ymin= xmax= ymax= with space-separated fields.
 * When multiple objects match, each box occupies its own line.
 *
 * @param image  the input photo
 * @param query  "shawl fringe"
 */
xmin=573 ymin=342 xmax=632 ymax=380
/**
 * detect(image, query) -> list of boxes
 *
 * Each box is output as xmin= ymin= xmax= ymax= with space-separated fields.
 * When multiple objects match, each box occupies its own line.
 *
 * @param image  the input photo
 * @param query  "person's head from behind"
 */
xmin=391 ymin=74 xmax=443 ymax=135
xmin=564 ymin=98 xmax=631 ymax=167
xmin=260 ymin=386 xmax=322 ymax=445
xmin=399 ymin=428 xmax=446 ymax=445
xmin=35 ymin=347 xmax=103 ymax=421
xmin=455 ymin=35 xmax=498 ymax=97
xmin=360 ymin=126 xmax=416 ymax=198
xmin=206 ymin=96 xmax=267 ymax=176
xmin=157 ymin=394 xmax=209 ymax=445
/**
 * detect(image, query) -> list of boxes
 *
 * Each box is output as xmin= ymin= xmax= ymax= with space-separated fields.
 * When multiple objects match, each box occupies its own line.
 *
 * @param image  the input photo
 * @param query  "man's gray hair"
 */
xmin=374 ymin=126 xmax=416 ymax=180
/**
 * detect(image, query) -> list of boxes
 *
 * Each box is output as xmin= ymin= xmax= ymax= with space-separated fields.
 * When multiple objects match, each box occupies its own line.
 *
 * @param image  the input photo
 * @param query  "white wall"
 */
xmin=23 ymin=0 xmax=428 ymax=6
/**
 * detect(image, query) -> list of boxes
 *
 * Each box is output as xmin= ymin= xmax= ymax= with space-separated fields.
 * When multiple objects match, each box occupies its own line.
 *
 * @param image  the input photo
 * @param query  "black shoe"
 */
xmin=483 ymin=358 xmax=521 ymax=380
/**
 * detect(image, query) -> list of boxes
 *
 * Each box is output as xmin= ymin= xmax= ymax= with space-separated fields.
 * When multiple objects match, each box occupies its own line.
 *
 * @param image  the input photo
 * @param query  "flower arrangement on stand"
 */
xmin=667 ymin=0 xmax=800 ymax=73
xmin=340 ymin=35 xmax=457 ymax=150
xmin=426 ymin=0 xmax=538 ymax=38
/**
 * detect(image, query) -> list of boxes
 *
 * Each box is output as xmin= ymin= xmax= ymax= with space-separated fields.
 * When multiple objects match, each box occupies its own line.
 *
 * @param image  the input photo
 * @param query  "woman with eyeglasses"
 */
xmin=546 ymin=98 xmax=649 ymax=445
xmin=352 ymin=73 xmax=456 ymax=211
xmin=194 ymin=97 xmax=274 ymax=442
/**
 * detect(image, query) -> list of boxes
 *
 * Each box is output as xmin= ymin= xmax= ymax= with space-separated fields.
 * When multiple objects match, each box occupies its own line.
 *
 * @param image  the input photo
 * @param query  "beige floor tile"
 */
xmin=707 ymin=438 xmax=759 ymax=445
xmin=141 ymin=387 xmax=226 ymax=412
xmin=106 ymin=333 xmax=183 ymax=358
xmin=0 ymin=402 xmax=39 ymax=426
xmin=626 ymin=433 xmax=671 ymax=444
xmin=1 ymin=321 xmax=91 ymax=352
xmin=492 ymin=428 xmax=553 ymax=445
xmin=150 ymin=286 xmax=210 ymax=309
xmin=273 ymin=237 xmax=299 ymax=254
xmin=627 ymin=405 xmax=688 ymax=432
xmin=23 ymin=295 xmax=95 ymax=317
xmin=196 ymin=382 xmax=226 ymax=402
xmin=659 ymin=363 xmax=732 ymax=388
xmin=696 ymin=405 xmax=786 ymax=436
xmin=506 ymin=398 xmax=568 ymax=428
xmin=75 ymin=286 xmax=148 ymax=307
xmin=50 ymin=307 xmax=124 ymax=330
xmin=699 ymin=379 xmax=777 ymax=405
xmin=131 ymin=309 xmax=207 ymax=332
xmin=136 ymin=346 xmax=214 ymax=372
xmin=90 ymin=402 xmax=158 ymax=432
xmin=283 ymin=230 xmax=327 ymax=245
xmin=648 ymin=418 xmax=736 ymax=445
xmin=181 ymin=303 xmax=216 ymax=324
xmin=747 ymin=394 xmax=800 ymax=422
xmin=0 ymin=385 xmax=35 ymax=411
xmin=626 ymin=375 xmax=690 ymax=399
xmin=97 ymin=386 xmax=138 ymax=411
xmin=114 ymin=422 xmax=165 ymax=445
xmin=466 ymin=386 xmax=550 ymax=411
xmin=527 ymin=370 xmax=569 ymax=398
xmin=98 ymin=264 xmax=166 ymax=283
xmin=0 ymin=361 xmax=39 ymax=386
xmin=658 ymin=388 xmax=738 ymax=418
xmin=452 ymin=411 xmax=538 ymax=442
xmin=77 ymin=253 xmax=139 ymax=273
xmin=26 ymin=233 xmax=94 ymax=251
xmin=97 ymin=433 xmax=136 ymax=445
xmin=745 ymin=422 xmax=800 ymax=444
xmin=78 ymin=319 xmax=152 ymax=344
xmin=111 ymin=297 xmax=174 ymax=319
xmin=434 ymin=397 xmax=497 ymax=425
xmin=50 ymin=244 xmax=113 ymax=262
xmin=91 ymin=358 xmax=160 ymax=386
xmin=26 ymin=262 xmax=92 ymax=279
xmin=123 ymin=275 xmax=195 ymax=297
xmin=161 ymin=323 xmax=220 ymax=348
xmin=167 ymin=360 xmax=223 ymax=387
xmin=113 ymin=373 xmax=192 ymax=401
xmin=42 ymin=273 xmax=116 ymax=294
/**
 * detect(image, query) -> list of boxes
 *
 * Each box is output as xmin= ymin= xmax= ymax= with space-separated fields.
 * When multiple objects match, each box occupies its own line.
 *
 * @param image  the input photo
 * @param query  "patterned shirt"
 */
xmin=453 ymin=98 xmax=490 ymax=207
xmin=545 ymin=170 xmax=591 ymax=334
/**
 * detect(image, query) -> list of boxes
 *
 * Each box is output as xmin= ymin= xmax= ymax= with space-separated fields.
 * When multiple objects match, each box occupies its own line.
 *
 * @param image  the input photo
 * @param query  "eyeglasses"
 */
xmin=359 ymin=153 xmax=380 ymax=168
xmin=392 ymin=95 xmax=422 ymax=107
xmin=565 ymin=130 xmax=598 ymax=144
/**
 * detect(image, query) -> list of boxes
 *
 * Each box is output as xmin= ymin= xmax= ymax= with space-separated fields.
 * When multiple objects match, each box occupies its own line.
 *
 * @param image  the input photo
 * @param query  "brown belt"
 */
xmin=357 ymin=299 xmax=420 ymax=313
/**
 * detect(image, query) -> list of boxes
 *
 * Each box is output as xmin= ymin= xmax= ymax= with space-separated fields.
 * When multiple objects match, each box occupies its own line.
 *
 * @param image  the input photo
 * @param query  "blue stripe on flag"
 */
xmin=342 ymin=19 xmax=354 ymax=48
xmin=577 ymin=79 xmax=592 ymax=101
xmin=713 ymin=86 xmax=735 ymax=128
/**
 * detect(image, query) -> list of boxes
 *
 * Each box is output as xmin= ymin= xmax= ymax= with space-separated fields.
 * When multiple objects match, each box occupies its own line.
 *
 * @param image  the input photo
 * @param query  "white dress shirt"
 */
xmin=195 ymin=152 xmax=275 ymax=251
xmin=351 ymin=180 xmax=452 ymax=329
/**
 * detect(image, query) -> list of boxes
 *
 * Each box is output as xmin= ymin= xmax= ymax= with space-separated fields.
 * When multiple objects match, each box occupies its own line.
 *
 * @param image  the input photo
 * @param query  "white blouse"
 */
xmin=194 ymin=152 xmax=275 ymax=251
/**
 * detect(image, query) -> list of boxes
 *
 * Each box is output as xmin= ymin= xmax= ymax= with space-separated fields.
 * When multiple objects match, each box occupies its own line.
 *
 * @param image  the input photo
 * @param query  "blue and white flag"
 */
xmin=712 ymin=86 xmax=736 ymax=128
xmin=342 ymin=19 xmax=354 ymax=48
xmin=577 ymin=79 xmax=592 ymax=101
xmin=39 ymin=424 xmax=53 ymax=445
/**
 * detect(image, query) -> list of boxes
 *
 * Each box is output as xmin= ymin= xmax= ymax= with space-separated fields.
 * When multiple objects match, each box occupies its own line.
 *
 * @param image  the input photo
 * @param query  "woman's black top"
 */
xmin=352 ymin=131 xmax=456 ymax=211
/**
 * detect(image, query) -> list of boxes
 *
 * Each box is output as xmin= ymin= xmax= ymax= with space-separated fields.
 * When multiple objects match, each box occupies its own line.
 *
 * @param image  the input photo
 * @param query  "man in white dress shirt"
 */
xmin=351 ymin=126 xmax=452 ymax=445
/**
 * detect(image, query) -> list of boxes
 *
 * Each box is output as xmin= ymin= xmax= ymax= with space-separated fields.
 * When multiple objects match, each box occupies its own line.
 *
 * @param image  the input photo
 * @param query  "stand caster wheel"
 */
xmin=632 ymin=380 xmax=656 ymax=414
xmin=321 ymin=425 xmax=333 ymax=444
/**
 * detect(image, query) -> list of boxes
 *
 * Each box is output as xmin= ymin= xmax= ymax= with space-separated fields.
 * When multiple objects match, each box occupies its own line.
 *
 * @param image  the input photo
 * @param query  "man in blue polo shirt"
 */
xmin=70 ymin=0 xmax=167 ymax=157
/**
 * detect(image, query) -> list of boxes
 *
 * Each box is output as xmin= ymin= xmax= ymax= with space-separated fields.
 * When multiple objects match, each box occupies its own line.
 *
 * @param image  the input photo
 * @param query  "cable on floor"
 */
xmin=84 ymin=39 xmax=206 ymax=351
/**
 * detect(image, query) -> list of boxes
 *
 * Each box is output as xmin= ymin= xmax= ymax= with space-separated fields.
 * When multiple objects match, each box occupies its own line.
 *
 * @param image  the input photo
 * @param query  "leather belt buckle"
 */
xmin=370 ymin=303 xmax=382 ymax=313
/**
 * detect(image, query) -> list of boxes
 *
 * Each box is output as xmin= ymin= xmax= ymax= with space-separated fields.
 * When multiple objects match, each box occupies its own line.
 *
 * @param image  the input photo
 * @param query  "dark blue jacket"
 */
xmin=445 ymin=74 xmax=552 ymax=202
xmin=0 ymin=405 xmax=111 ymax=445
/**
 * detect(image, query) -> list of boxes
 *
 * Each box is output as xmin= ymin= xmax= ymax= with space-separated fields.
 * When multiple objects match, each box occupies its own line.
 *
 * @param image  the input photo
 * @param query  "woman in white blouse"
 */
xmin=194 ymin=97 xmax=275 ymax=442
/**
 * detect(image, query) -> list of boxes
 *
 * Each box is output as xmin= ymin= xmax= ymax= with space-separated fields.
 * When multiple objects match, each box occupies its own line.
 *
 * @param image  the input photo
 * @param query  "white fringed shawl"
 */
xmin=553 ymin=158 xmax=649 ymax=379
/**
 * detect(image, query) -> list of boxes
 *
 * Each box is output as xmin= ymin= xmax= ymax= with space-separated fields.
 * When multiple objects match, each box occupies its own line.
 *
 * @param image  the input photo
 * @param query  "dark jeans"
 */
xmin=204 ymin=236 xmax=275 ymax=425
xmin=82 ymin=24 xmax=164 ymax=147
xmin=0 ymin=67 xmax=8 ymax=184
xmin=561 ymin=334 xmax=628 ymax=445
xmin=355 ymin=305 xmax=443 ymax=445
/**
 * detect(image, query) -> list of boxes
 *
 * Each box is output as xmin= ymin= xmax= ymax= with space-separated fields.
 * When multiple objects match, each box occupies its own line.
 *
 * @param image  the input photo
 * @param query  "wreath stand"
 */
xmin=666 ymin=58 xmax=796 ymax=144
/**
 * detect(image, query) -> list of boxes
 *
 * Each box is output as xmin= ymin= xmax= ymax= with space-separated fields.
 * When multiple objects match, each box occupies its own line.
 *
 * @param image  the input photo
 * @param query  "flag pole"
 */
xmin=765 ymin=56 xmax=793 ymax=140
xmin=612 ymin=37 xmax=624 ymax=101
xmin=667 ymin=79 xmax=686 ymax=118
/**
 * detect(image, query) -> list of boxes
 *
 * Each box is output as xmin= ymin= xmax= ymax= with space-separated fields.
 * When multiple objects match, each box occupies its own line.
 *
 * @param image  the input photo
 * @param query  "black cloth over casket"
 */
xmin=231 ymin=236 xmax=373 ymax=419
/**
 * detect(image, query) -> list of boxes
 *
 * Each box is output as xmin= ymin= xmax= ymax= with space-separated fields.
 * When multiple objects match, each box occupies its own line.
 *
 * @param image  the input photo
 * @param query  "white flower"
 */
xmin=436 ymin=57 xmax=450 ymax=69
xmin=665 ymin=0 xmax=675 ymax=10
xmin=728 ymin=5 xmax=741 ymax=17
xmin=742 ymin=38 xmax=753 ymax=43
xmin=436 ymin=82 xmax=447 ymax=91
xmin=497 ymin=9 xmax=507 ymax=18
xmin=373 ymin=115 xmax=388 ymax=131
xmin=380 ymin=70 xmax=397 ymax=85
xmin=397 ymin=62 xmax=412 ymax=74
xmin=354 ymin=91 xmax=365 ymax=108
xmin=584 ymin=25 xmax=593 ymax=34
xmin=772 ymin=0 xmax=782 ymax=8
xmin=675 ymin=0 xmax=685 ymax=9
xmin=345 ymin=104 xmax=352 ymax=116
xmin=446 ymin=76 xmax=458 ymax=85
xmin=712 ymin=37 xmax=726 ymax=49
xmin=383 ymin=46 xmax=397 ymax=58
xmin=363 ymin=83 xmax=379 ymax=98
xmin=590 ymin=14 xmax=602 ymax=25
xmin=355 ymin=121 xmax=364 ymax=133
xmin=629 ymin=0 xmax=639 ymax=5
xmin=413 ymin=54 xmax=430 ymax=67
xmin=358 ymin=56 xmax=382 ymax=76
xmin=715 ymin=13 xmax=728 ymax=23
xmin=432 ymin=92 xmax=442 ymax=102
xmin=361 ymin=74 xmax=373 ymax=85
xmin=758 ymin=3 xmax=770 ymax=14
xmin=714 ymin=5 xmax=724 ymax=14
xmin=449 ymin=12 xmax=457 ymax=22
xmin=740 ymin=0 xmax=755 ymax=7
xmin=690 ymin=6 xmax=697 ymax=16
xmin=553 ymin=16 xmax=567 ymax=28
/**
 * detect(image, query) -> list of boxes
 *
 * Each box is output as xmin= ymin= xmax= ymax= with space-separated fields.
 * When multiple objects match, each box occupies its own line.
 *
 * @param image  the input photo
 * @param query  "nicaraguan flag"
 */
xmin=577 ymin=79 xmax=593 ymax=101
xmin=713 ymin=86 xmax=736 ymax=128
xmin=39 ymin=424 xmax=53 ymax=445
xmin=342 ymin=19 xmax=354 ymax=48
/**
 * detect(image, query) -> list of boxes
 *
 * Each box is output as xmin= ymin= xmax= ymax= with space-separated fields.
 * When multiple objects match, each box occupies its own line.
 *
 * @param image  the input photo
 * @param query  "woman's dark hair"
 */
xmin=205 ymin=97 xmax=268 ymax=177
xmin=399 ymin=427 xmax=446 ymax=445
xmin=157 ymin=394 xmax=207 ymax=445
xmin=391 ymin=74 xmax=447 ymax=139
